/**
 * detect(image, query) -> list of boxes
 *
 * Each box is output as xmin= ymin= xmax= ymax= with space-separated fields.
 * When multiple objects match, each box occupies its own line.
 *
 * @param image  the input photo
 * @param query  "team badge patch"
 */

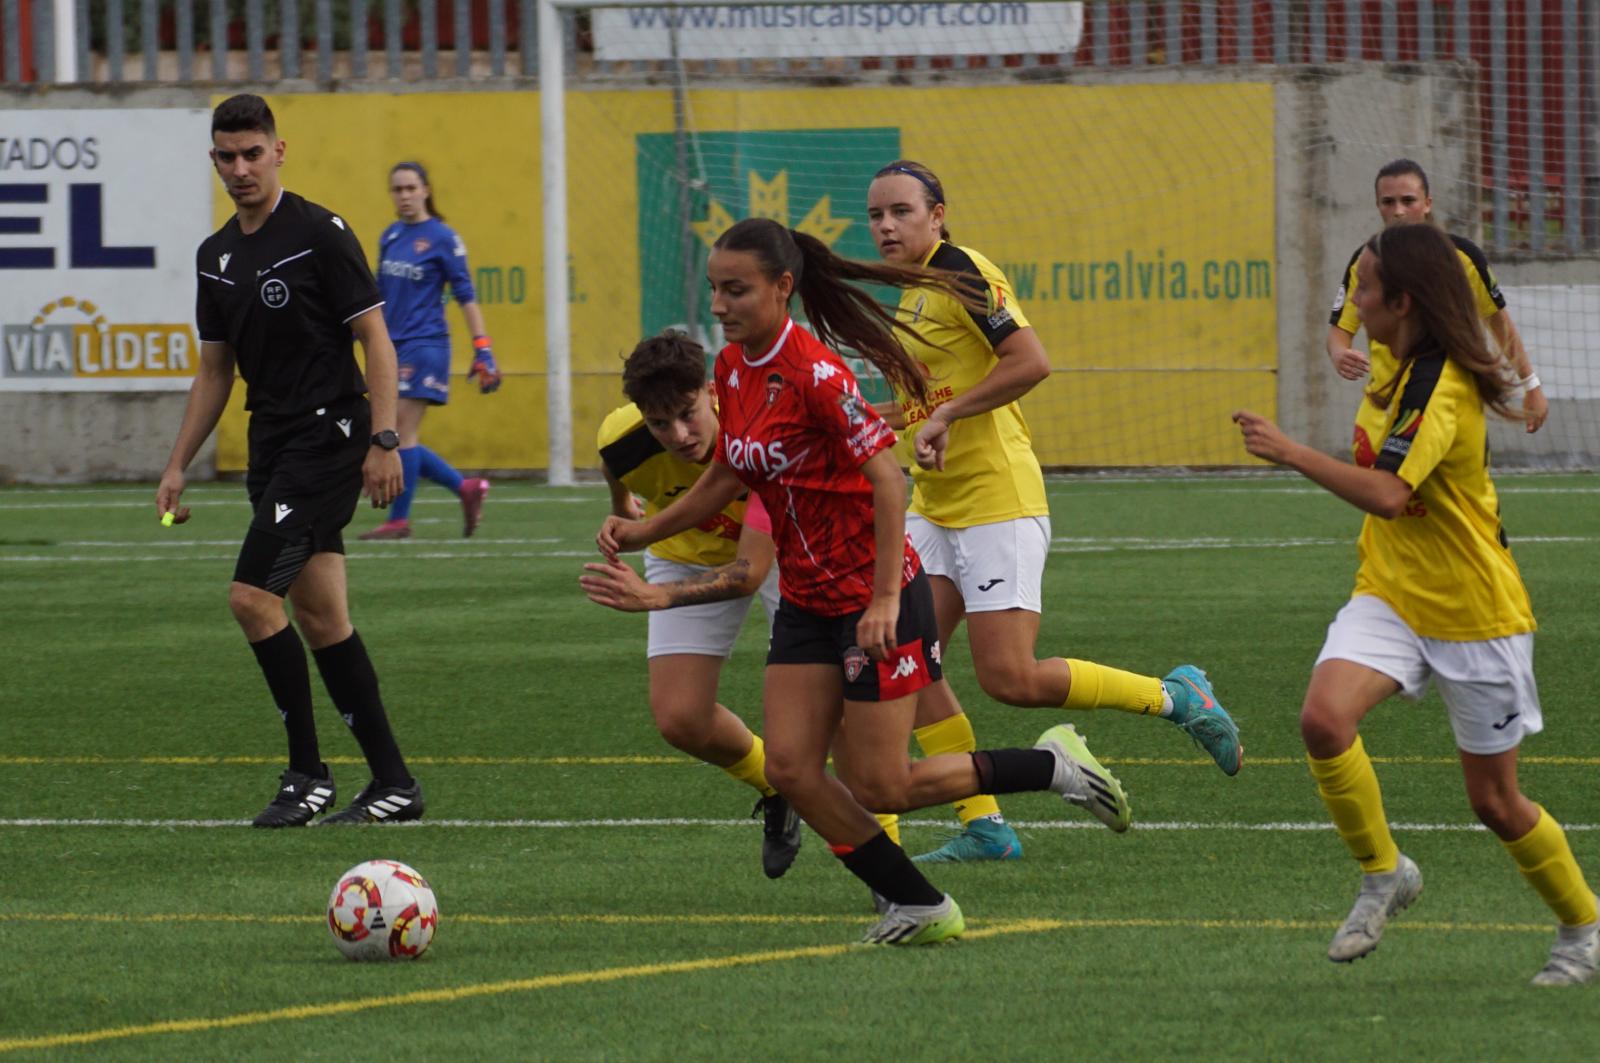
xmin=413 ymin=238 xmax=432 ymax=254
xmin=766 ymin=371 xmax=784 ymax=405
xmin=843 ymin=645 xmax=868 ymax=683
xmin=838 ymin=391 xmax=867 ymax=427
xmin=260 ymin=278 xmax=290 ymax=309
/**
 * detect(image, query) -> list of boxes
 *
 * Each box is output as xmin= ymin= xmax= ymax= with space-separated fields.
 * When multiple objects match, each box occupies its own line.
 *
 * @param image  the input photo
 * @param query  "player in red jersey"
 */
xmin=599 ymin=219 xmax=1131 ymax=944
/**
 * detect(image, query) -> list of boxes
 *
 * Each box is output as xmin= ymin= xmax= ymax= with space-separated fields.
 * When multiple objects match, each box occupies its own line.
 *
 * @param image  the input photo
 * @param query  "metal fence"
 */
xmin=2 ymin=0 xmax=1597 ymax=252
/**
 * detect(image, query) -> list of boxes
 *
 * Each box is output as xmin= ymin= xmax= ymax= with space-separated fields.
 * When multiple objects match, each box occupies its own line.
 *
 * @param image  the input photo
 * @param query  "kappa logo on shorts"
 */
xmin=889 ymin=655 xmax=918 ymax=680
xmin=274 ymin=503 xmax=293 ymax=524
xmin=843 ymin=645 xmax=868 ymax=683
xmin=260 ymin=278 xmax=291 ymax=309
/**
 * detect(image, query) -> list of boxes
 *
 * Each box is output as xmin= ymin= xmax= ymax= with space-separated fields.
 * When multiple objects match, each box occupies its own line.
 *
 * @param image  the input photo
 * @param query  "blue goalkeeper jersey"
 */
xmin=375 ymin=217 xmax=476 ymax=343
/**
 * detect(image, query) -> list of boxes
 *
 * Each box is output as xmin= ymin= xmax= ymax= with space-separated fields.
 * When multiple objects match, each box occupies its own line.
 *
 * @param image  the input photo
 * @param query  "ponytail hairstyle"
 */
xmin=1363 ymin=223 xmax=1517 ymax=420
xmin=621 ymin=330 xmax=709 ymax=410
xmin=390 ymin=161 xmax=443 ymax=222
xmin=713 ymin=218 xmax=988 ymax=405
xmin=874 ymin=159 xmax=949 ymax=241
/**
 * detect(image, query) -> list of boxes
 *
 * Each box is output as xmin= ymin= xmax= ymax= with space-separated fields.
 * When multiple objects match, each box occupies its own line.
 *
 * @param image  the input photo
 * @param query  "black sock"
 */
xmin=972 ymin=749 xmax=1058 ymax=794
xmin=311 ymin=630 xmax=412 ymax=788
xmin=249 ymin=625 xmax=322 ymax=776
xmin=838 ymin=831 xmax=944 ymax=907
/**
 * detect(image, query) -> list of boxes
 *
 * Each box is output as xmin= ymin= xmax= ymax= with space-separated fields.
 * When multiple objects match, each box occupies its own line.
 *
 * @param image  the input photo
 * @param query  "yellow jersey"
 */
xmin=1349 ymin=347 xmax=1534 ymax=641
xmin=1330 ymin=232 xmax=1505 ymax=386
xmin=596 ymin=403 xmax=746 ymax=567
xmin=890 ymin=241 xmax=1049 ymax=528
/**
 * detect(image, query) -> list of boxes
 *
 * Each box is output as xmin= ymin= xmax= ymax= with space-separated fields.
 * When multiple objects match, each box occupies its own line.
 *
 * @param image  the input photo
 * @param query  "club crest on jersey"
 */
xmin=765 ymin=371 xmax=784 ymax=405
xmin=413 ymin=238 xmax=432 ymax=254
xmin=260 ymin=278 xmax=290 ymax=309
xmin=843 ymin=646 xmax=868 ymax=682
xmin=838 ymin=391 xmax=867 ymax=427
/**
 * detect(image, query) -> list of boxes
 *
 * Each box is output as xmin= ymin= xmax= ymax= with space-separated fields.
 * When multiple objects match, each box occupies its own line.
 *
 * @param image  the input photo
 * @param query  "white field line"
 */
xmin=5 ymin=481 xmax=1596 ymax=509
xmin=2 ymin=816 xmax=1593 ymax=832
xmin=4 ymin=534 xmax=1595 ymax=565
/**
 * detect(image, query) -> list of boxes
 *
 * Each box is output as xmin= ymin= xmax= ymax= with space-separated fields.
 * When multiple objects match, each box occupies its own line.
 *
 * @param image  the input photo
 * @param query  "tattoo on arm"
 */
xmin=663 ymin=560 xmax=752 ymax=607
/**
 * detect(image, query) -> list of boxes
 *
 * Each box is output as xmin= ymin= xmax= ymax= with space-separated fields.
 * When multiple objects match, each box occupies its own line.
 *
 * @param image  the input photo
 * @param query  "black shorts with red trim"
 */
xmin=767 ymin=569 xmax=942 ymax=703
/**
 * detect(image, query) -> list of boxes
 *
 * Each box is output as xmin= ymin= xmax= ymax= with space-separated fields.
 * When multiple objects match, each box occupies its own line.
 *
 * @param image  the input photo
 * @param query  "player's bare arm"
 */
xmin=597 ymin=460 xmax=742 ymax=559
xmin=1325 ymin=324 xmax=1370 ymax=381
xmin=1233 ymin=409 xmax=1412 ymax=518
xmin=350 ymin=309 xmax=405 ymax=507
xmin=913 ymin=327 xmax=1049 ymax=471
xmin=582 ymin=521 xmax=774 ymax=612
xmin=1486 ymin=311 xmax=1548 ymax=433
xmin=856 ymin=448 xmax=908 ymax=661
xmin=156 ymin=341 xmax=238 ymax=524
xmin=602 ymin=467 xmax=645 ymax=520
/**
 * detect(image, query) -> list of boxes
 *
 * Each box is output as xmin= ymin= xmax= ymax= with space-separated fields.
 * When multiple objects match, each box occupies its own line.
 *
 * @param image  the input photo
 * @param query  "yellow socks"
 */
xmin=1503 ymin=806 xmax=1599 ymax=927
xmin=1062 ymin=658 xmax=1167 ymax=715
xmin=722 ymin=734 xmax=777 ymax=798
xmin=914 ymin=714 xmax=1003 ymax=825
xmin=876 ymin=813 xmax=902 ymax=847
xmin=1306 ymin=735 xmax=1399 ymax=874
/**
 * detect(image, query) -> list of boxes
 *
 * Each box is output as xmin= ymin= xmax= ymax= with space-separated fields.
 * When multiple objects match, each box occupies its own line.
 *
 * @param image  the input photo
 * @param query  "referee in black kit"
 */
xmin=157 ymin=94 xmax=423 ymax=827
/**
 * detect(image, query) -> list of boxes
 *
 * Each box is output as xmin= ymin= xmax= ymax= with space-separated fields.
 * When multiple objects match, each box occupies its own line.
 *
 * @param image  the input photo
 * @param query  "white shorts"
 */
xmin=644 ymin=552 xmax=780 ymax=659
xmin=1315 ymin=594 xmax=1542 ymax=756
xmin=906 ymin=514 xmax=1050 ymax=614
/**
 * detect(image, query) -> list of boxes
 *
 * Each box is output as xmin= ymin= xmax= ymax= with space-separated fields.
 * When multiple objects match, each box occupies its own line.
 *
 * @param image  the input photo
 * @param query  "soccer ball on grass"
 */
xmin=327 ymin=859 xmax=439 ymax=961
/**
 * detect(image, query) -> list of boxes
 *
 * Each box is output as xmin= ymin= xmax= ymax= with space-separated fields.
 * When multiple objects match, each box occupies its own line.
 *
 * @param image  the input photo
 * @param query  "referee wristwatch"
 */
xmin=370 ymin=429 xmax=401 ymax=451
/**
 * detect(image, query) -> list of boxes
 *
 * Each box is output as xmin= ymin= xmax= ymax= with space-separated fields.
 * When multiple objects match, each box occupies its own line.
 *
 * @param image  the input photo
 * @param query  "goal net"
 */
xmin=548 ymin=0 xmax=1600 ymax=472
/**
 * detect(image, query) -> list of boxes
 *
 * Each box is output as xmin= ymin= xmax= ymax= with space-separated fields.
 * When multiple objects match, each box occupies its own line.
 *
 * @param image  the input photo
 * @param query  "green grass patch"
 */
xmin=3 ymin=474 xmax=1599 ymax=1059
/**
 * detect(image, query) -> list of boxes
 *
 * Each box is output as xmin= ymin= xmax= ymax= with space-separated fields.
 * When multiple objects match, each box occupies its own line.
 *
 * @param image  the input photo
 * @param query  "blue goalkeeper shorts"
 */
xmin=395 ymin=338 xmax=452 ymax=405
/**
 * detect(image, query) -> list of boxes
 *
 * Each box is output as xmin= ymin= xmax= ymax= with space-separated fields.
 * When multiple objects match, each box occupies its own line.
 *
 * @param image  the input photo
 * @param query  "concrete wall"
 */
xmin=2 ymin=66 xmax=1591 ymax=481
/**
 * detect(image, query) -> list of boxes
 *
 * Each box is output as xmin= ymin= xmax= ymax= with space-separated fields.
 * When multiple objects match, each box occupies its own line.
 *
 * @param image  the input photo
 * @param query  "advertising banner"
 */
xmin=595 ymin=2 xmax=1082 ymax=61
xmin=0 ymin=110 xmax=212 ymax=392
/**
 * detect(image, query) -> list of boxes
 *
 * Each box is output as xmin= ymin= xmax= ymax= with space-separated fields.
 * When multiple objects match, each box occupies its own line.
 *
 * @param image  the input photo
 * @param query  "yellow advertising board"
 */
xmin=215 ymin=83 xmax=1273 ymax=470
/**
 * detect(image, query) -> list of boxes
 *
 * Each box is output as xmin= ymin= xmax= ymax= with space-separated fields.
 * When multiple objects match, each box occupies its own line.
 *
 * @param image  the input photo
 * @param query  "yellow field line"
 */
xmin=4 ymin=754 xmax=1599 ymax=768
xmin=0 ymin=918 xmax=1059 ymax=1055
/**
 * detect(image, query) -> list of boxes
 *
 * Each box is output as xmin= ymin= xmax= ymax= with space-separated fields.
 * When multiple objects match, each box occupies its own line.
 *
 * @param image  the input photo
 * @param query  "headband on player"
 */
xmin=392 ymin=161 xmax=430 ymax=185
xmin=878 ymin=165 xmax=945 ymax=205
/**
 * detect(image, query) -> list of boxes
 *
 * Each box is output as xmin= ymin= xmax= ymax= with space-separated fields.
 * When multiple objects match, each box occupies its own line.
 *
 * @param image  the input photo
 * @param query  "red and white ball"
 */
xmin=327 ymin=859 xmax=439 ymax=961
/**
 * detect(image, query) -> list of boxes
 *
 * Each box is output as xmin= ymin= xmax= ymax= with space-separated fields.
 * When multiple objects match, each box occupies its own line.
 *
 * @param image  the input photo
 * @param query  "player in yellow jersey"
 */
xmin=863 ymin=161 xmax=1242 ymax=844
xmin=1235 ymin=223 xmax=1596 ymax=985
xmin=1327 ymin=158 xmax=1548 ymax=432
xmin=593 ymin=331 xmax=800 ymax=879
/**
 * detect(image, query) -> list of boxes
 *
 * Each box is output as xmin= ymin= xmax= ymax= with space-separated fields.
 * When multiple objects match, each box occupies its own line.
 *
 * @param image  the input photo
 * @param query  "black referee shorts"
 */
xmin=234 ymin=397 xmax=370 ymax=596
xmin=767 ymin=569 xmax=943 ymax=703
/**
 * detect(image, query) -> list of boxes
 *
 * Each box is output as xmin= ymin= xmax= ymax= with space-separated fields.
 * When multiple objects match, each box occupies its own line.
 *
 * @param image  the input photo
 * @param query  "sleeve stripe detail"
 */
xmin=263 ymin=247 xmax=315 ymax=274
xmin=198 ymin=272 xmax=235 ymax=286
xmin=342 ymin=302 xmax=385 ymax=324
xmin=1374 ymin=353 xmax=1447 ymax=473
xmin=598 ymin=423 xmax=666 ymax=481
xmin=1447 ymin=233 xmax=1506 ymax=309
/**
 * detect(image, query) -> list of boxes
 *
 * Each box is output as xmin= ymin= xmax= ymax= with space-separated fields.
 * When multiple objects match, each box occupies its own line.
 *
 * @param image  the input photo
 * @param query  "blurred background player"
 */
xmin=591 ymin=331 xmax=800 ymax=878
xmin=865 ymin=160 xmax=1243 ymax=806
xmin=1326 ymin=158 xmax=1548 ymax=433
xmin=159 ymin=94 xmax=423 ymax=827
xmin=1236 ymin=222 xmax=1595 ymax=985
xmin=600 ymin=218 xmax=1135 ymax=945
xmin=360 ymin=161 xmax=496 ymax=541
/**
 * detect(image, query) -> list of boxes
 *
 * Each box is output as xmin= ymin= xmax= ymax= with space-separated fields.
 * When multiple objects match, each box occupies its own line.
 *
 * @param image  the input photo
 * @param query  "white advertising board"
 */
xmin=594 ymin=2 xmax=1083 ymax=61
xmin=0 ymin=109 xmax=213 ymax=392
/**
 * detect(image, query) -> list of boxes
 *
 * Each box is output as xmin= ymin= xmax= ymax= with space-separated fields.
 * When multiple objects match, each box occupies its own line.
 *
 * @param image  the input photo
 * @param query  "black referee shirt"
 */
xmin=196 ymin=190 xmax=384 ymax=420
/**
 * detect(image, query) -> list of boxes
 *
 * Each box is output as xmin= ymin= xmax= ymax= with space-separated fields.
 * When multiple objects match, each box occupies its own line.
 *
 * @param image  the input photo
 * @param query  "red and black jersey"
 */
xmin=712 ymin=318 xmax=919 ymax=617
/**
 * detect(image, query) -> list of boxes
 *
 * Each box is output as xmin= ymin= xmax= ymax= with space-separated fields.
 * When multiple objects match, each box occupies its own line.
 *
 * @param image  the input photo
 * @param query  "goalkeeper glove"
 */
xmin=468 ymin=336 xmax=501 ymax=393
